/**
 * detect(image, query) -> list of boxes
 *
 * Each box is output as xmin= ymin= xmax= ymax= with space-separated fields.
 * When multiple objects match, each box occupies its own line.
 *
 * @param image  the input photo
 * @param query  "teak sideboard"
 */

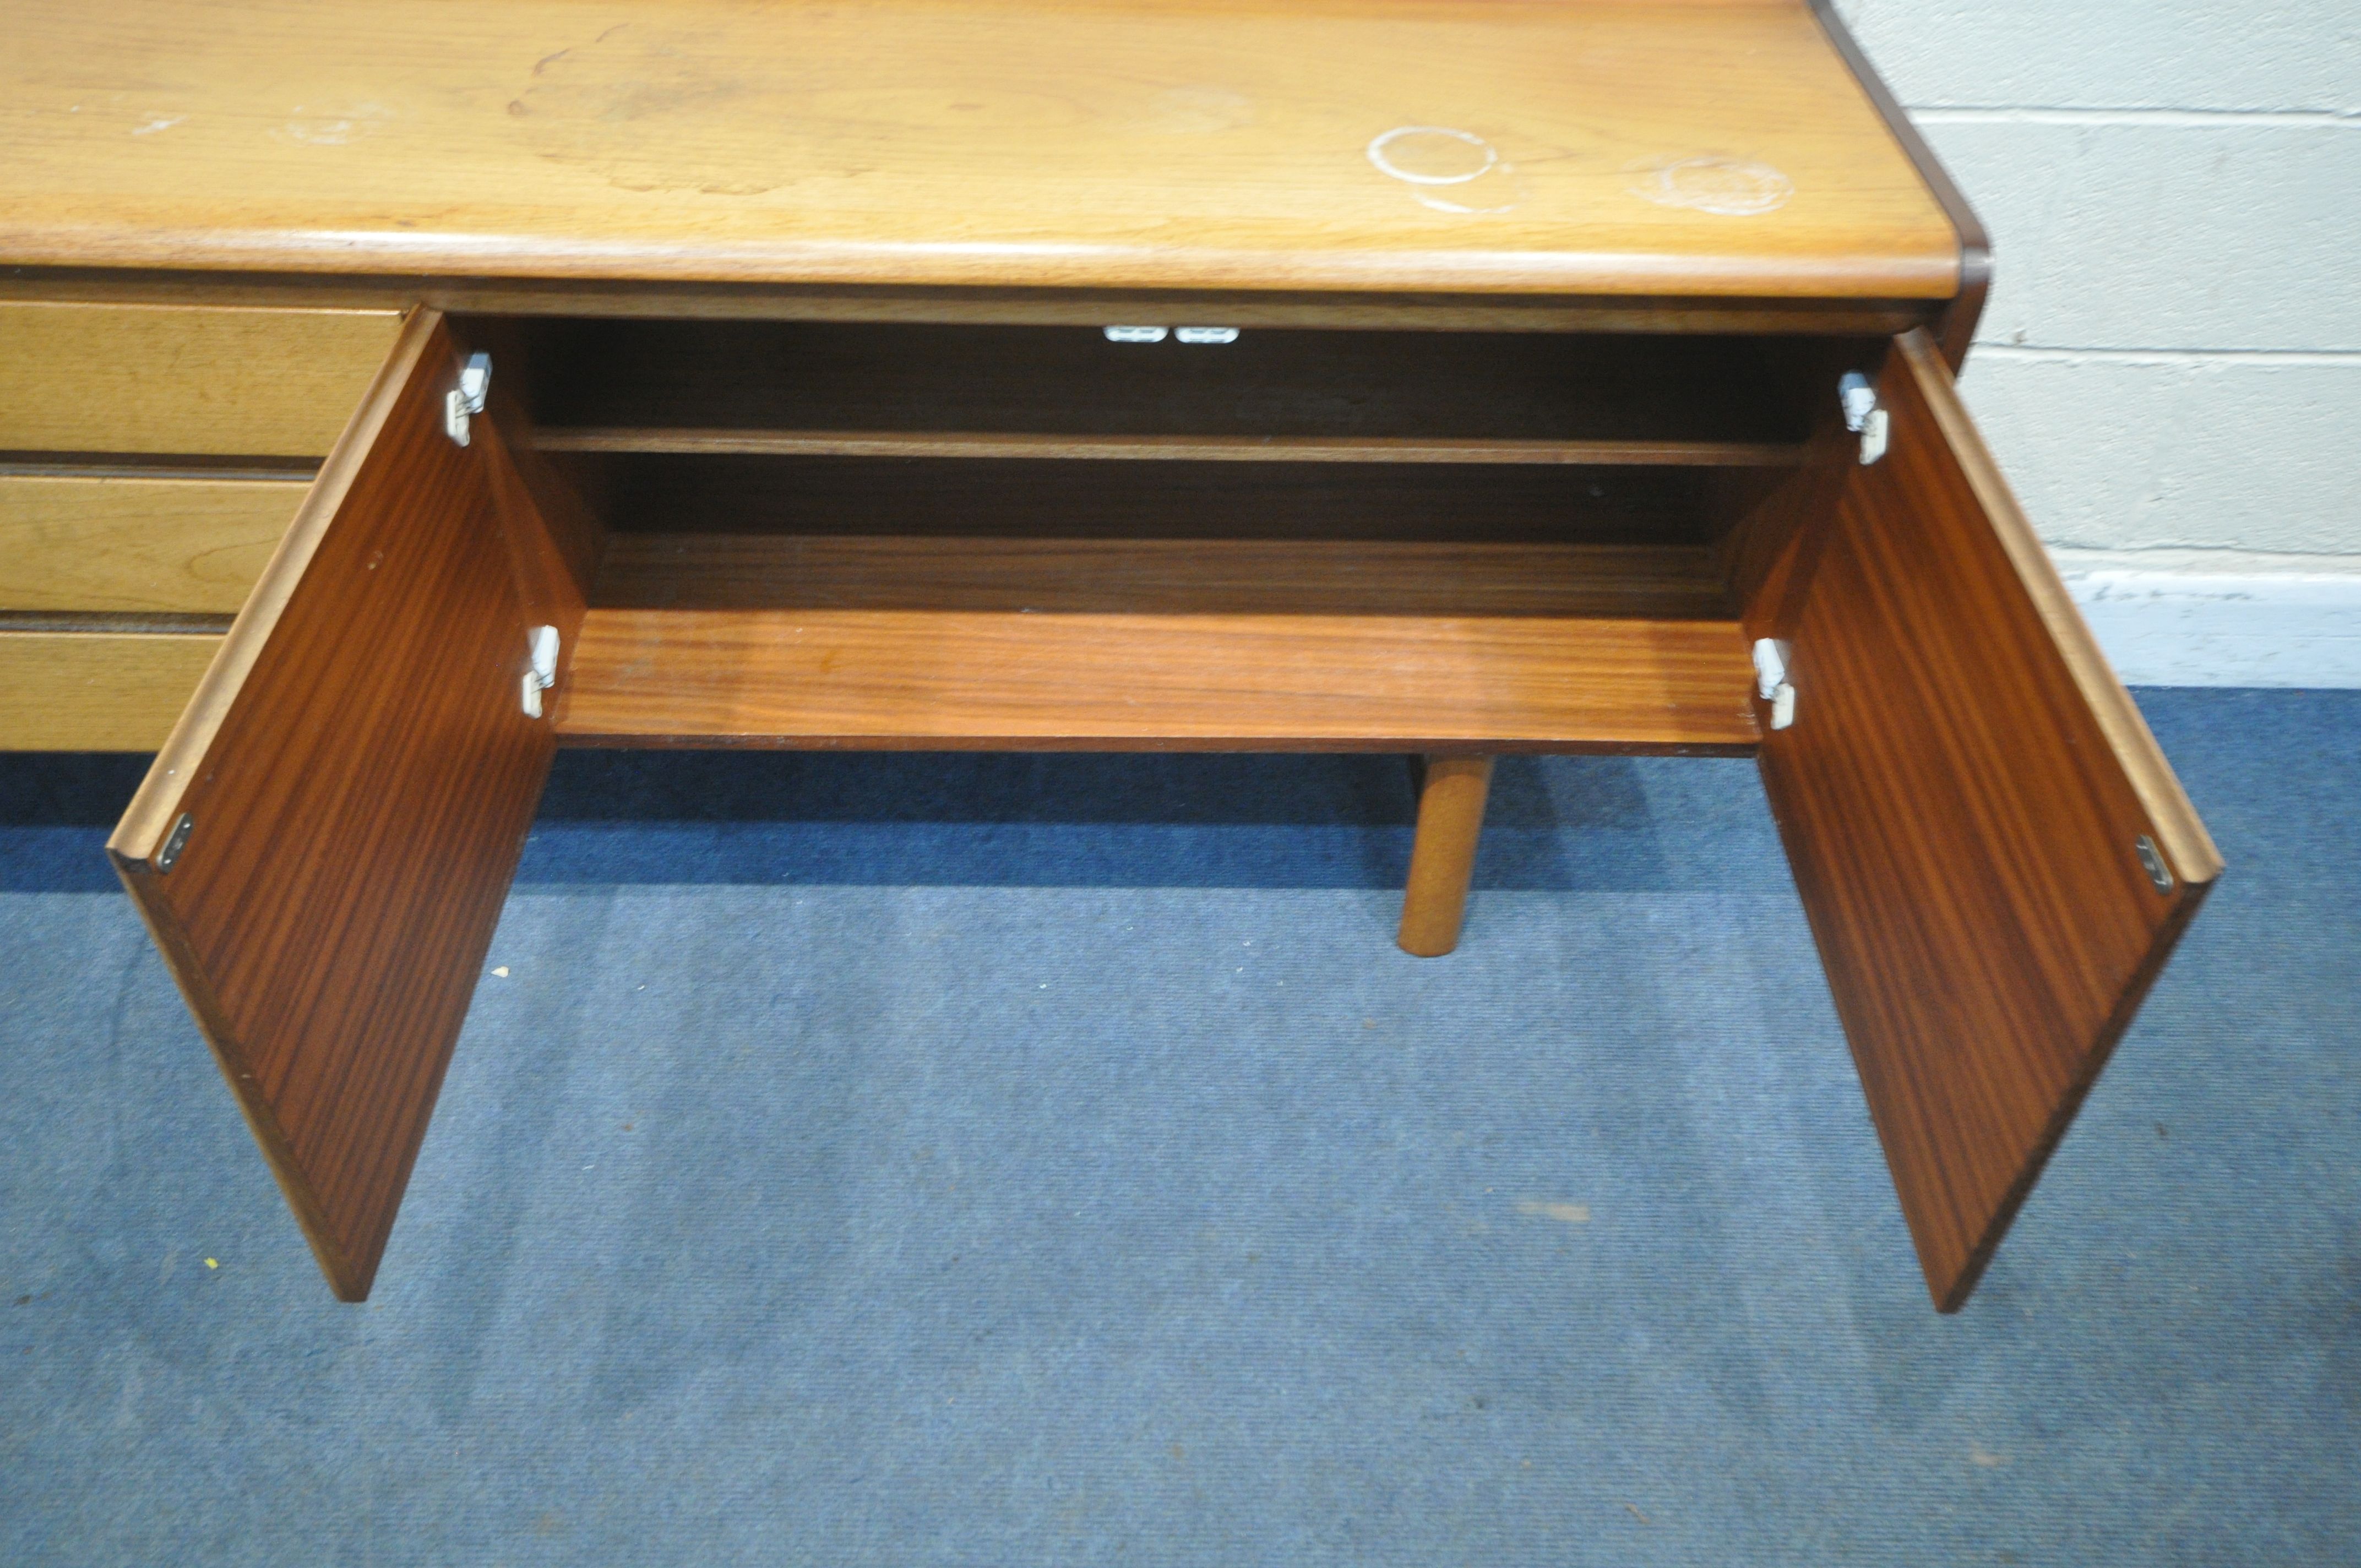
xmin=0 ymin=0 xmax=2218 ymax=1311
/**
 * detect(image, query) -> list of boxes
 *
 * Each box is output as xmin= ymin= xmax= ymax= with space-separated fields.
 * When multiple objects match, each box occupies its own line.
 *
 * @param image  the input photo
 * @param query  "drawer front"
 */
xmin=0 ymin=630 xmax=222 ymax=750
xmin=0 ymin=473 xmax=306 ymax=613
xmin=0 ymin=303 xmax=399 ymax=457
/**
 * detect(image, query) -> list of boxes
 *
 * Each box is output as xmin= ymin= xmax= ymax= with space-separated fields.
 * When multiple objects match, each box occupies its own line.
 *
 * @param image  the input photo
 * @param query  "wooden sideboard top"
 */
xmin=3 ymin=0 xmax=1959 ymax=302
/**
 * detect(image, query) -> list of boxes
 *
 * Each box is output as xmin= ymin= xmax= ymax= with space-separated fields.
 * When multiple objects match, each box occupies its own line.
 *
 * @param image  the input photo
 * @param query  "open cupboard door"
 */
xmin=108 ymin=311 xmax=574 ymax=1300
xmin=1756 ymin=329 xmax=2221 ymax=1311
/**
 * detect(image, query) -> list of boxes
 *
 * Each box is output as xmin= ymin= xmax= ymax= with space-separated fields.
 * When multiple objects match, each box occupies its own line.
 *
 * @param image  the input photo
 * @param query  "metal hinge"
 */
xmin=1839 ymin=371 xmax=1889 ymax=465
xmin=1101 ymin=325 xmax=1240 ymax=345
xmin=520 ymin=624 xmax=559 ymax=717
xmin=1751 ymin=637 xmax=1797 ymax=731
xmin=154 ymin=812 xmax=195 ymax=873
xmin=444 ymin=351 xmax=492 ymax=446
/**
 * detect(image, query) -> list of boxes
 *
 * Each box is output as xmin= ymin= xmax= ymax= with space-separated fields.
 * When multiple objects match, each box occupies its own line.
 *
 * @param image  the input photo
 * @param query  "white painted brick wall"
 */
xmin=1957 ymin=352 xmax=2355 ymax=555
xmin=1834 ymin=2 xmax=2361 ymax=578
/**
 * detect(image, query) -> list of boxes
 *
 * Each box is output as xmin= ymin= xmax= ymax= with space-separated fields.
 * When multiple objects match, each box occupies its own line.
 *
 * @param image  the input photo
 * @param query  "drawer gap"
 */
xmin=0 ymin=453 xmax=319 ymax=481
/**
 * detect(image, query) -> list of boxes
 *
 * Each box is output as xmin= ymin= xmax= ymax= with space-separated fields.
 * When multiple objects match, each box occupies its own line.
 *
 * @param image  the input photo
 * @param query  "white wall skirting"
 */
xmin=2060 ymin=568 xmax=2361 ymax=688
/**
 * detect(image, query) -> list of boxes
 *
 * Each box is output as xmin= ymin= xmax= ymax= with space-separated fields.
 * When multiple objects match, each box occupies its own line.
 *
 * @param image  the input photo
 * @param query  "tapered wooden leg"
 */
xmin=1398 ymin=754 xmax=1493 ymax=957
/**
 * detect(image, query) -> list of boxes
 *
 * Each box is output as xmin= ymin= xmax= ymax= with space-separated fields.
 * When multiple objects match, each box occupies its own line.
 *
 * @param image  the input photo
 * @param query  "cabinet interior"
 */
xmin=474 ymin=316 xmax=1869 ymax=752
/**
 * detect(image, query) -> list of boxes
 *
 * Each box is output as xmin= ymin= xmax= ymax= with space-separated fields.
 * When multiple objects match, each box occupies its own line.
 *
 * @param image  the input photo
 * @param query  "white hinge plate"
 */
xmin=1751 ymin=636 xmax=1797 ymax=730
xmin=520 ymin=623 xmax=559 ymax=717
xmin=445 ymin=351 xmax=492 ymax=446
xmin=1838 ymin=371 xmax=1887 ymax=465
xmin=1102 ymin=325 xmax=1239 ymax=345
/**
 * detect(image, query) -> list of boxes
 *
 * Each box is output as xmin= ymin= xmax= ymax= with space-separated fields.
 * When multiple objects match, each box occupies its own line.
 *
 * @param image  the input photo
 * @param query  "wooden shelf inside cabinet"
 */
xmin=553 ymin=536 xmax=1761 ymax=752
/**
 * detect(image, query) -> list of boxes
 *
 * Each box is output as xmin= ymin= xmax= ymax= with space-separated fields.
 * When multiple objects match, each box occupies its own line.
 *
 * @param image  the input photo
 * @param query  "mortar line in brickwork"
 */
xmin=1968 ymin=346 xmax=2361 ymax=366
xmin=1912 ymin=106 xmax=2360 ymax=128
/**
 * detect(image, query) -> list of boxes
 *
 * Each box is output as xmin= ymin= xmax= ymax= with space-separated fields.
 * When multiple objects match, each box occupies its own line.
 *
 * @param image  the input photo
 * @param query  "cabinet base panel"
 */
xmin=558 ymin=534 xmax=1759 ymax=752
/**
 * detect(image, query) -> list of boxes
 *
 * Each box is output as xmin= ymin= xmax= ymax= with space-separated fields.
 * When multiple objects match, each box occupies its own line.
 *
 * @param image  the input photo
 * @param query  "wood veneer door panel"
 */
xmin=1757 ymin=329 xmax=2221 ymax=1312
xmin=106 ymin=311 xmax=557 ymax=1301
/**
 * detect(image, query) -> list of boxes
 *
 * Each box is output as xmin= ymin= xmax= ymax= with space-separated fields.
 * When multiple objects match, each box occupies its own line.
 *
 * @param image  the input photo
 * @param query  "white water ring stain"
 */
xmin=1367 ymin=125 xmax=1496 ymax=185
xmin=1367 ymin=126 xmax=1520 ymax=214
xmin=1629 ymin=155 xmax=1792 ymax=216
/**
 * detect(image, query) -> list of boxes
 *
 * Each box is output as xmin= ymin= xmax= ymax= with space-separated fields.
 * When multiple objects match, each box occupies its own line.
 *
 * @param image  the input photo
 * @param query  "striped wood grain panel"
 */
xmin=1756 ymin=330 xmax=2219 ymax=1311
xmin=109 ymin=312 xmax=557 ymax=1300
xmin=558 ymin=613 xmax=1759 ymax=753
xmin=567 ymin=532 xmax=1754 ymax=749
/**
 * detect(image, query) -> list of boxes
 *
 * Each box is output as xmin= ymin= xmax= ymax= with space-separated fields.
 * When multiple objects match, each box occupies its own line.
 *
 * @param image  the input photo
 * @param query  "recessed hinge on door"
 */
xmin=153 ymin=812 xmax=195 ymax=873
xmin=444 ymin=352 xmax=492 ymax=446
xmin=1839 ymin=371 xmax=1889 ymax=465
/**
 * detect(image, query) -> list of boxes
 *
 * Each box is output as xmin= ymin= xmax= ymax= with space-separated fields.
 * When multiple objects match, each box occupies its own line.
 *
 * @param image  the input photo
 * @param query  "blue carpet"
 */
xmin=2 ymin=689 xmax=2355 ymax=1565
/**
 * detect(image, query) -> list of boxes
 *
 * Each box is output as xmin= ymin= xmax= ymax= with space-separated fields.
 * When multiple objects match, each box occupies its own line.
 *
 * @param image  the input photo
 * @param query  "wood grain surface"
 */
xmin=108 ymin=312 xmax=557 ymax=1300
xmin=570 ymin=473 xmax=1756 ymax=750
xmin=1 ymin=0 xmax=1957 ymax=301
xmin=0 ymin=302 xmax=397 ymax=456
xmin=0 ymin=628 xmax=223 ymax=749
xmin=557 ymin=605 xmax=1759 ymax=753
xmin=0 ymin=272 xmax=1941 ymax=337
xmin=1398 ymin=755 xmax=1494 ymax=957
xmin=1755 ymin=330 xmax=2219 ymax=1311
xmin=1714 ymin=340 xmax=1867 ymax=613
xmin=0 ymin=472 xmax=306 ymax=612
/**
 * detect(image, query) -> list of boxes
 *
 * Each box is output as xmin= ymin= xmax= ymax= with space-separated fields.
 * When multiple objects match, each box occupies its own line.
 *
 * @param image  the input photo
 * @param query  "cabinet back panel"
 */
xmin=520 ymin=320 xmax=1815 ymax=448
xmin=588 ymin=457 xmax=1724 ymax=547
